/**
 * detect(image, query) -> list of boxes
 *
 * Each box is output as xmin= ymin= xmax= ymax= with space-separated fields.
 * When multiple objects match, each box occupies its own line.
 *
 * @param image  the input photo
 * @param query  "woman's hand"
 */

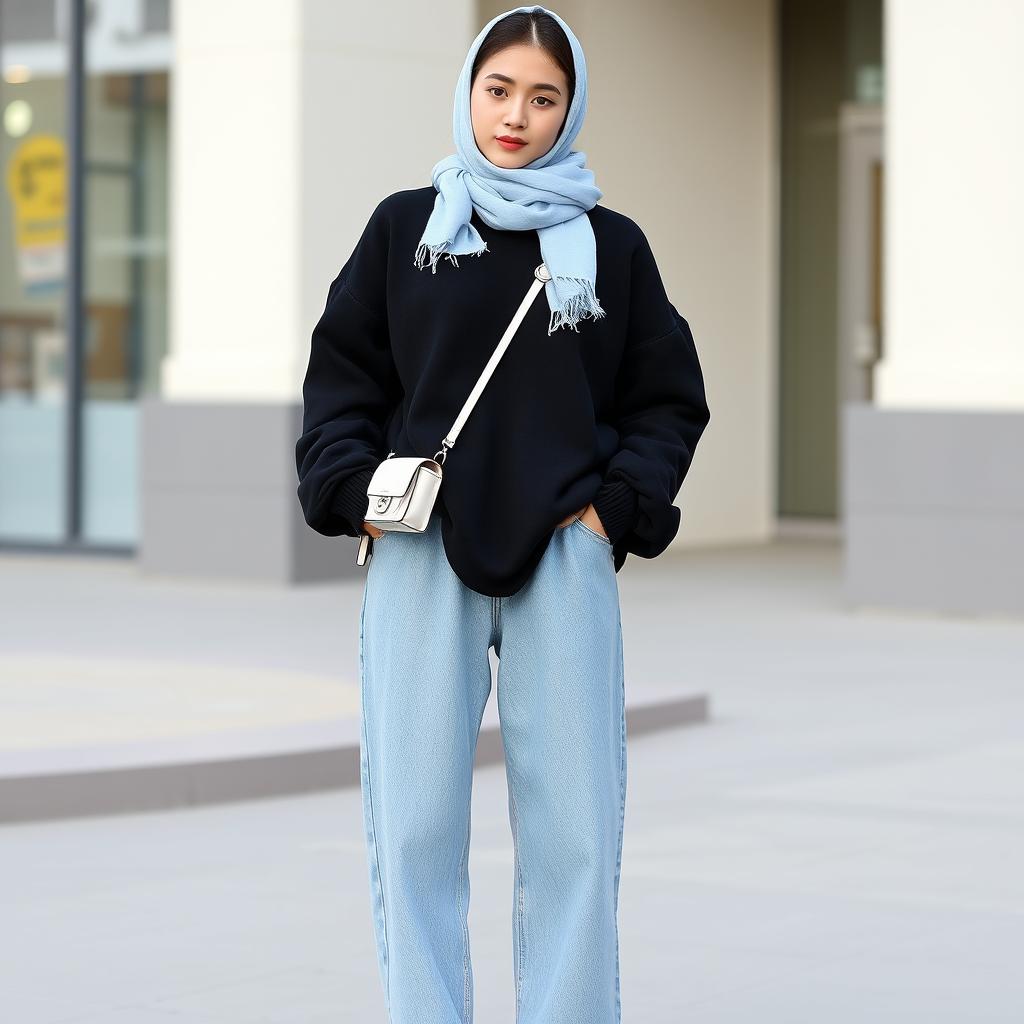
xmin=361 ymin=521 xmax=385 ymax=540
xmin=556 ymin=503 xmax=609 ymax=539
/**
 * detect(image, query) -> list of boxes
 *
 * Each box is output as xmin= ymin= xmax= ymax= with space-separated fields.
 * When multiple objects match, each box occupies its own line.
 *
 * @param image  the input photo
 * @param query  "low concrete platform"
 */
xmin=0 ymin=667 xmax=706 ymax=823
xmin=0 ymin=548 xmax=709 ymax=824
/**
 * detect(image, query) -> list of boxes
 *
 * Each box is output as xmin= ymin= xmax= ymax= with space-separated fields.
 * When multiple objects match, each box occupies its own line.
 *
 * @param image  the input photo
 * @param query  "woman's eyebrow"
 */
xmin=483 ymin=72 xmax=562 ymax=96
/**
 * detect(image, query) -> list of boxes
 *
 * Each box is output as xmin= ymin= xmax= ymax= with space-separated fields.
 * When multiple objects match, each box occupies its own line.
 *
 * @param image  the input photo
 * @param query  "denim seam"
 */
xmin=360 ymin=583 xmax=393 ymax=1022
xmin=508 ymin=779 xmax=526 ymax=1020
xmin=613 ymin=603 xmax=627 ymax=1024
xmin=458 ymin=804 xmax=472 ymax=1023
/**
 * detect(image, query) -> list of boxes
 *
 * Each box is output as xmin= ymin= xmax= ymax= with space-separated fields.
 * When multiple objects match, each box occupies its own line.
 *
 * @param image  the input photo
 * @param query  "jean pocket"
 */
xmin=572 ymin=515 xmax=612 ymax=547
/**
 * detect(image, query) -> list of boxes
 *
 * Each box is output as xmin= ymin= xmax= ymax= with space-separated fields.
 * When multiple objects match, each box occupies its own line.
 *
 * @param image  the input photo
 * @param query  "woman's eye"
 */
xmin=487 ymin=86 xmax=554 ymax=107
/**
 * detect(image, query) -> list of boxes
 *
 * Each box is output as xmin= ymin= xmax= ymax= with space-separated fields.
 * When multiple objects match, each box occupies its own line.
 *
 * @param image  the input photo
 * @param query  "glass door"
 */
xmin=0 ymin=4 xmax=69 ymax=542
xmin=0 ymin=0 xmax=170 ymax=549
xmin=82 ymin=68 xmax=168 ymax=545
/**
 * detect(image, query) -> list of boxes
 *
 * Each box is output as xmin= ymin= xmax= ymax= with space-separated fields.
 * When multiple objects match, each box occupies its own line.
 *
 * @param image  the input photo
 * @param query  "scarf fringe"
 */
xmin=414 ymin=239 xmax=489 ymax=274
xmin=547 ymin=276 xmax=607 ymax=335
xmin=414 ymin=247 xmax=604 ymax=337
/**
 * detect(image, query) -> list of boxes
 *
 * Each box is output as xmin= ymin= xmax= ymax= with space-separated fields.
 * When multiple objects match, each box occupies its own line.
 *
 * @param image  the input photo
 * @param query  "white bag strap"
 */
xmin=431 ymin=262 xmax=551 ymax=465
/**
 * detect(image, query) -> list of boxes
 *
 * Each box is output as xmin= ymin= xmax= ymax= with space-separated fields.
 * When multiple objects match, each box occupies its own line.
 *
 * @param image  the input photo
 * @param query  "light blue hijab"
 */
xmin=414 ymin=4 xmax=605 ymax=335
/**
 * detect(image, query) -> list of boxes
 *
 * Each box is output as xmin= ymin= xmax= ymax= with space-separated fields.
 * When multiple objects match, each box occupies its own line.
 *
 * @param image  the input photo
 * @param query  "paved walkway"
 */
xmin=2 ymin=540 xmax=1023 ymax=1021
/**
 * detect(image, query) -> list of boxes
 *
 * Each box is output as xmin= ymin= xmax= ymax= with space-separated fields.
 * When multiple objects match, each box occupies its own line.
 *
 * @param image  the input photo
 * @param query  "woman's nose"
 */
xmin=505 ymin=102 xmax=528 ymax=127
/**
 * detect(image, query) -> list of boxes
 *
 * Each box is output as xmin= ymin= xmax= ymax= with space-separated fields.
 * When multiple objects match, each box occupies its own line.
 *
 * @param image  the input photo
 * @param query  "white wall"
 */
xmin=163 ymin=0 xmax=303 ymax=400
xmin=877 ymin=0 xmax=1024 ymax=409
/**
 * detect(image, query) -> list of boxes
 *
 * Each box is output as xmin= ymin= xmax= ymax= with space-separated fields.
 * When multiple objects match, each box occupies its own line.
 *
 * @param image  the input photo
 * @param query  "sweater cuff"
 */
xmin=591 ymin=478 xmax=639 ymax=546
xmin=330 ymin=467 xmax=376 ymax=535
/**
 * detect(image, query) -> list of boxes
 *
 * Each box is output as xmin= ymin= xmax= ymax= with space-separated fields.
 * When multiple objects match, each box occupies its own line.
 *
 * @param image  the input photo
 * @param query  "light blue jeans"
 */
xmin=358 ymin=508 xmax=627 ymax=1023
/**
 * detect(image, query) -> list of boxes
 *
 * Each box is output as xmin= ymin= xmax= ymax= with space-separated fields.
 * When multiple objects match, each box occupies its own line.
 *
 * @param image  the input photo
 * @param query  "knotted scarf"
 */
xmin=414 ymin=5 xmax=605 ymax=335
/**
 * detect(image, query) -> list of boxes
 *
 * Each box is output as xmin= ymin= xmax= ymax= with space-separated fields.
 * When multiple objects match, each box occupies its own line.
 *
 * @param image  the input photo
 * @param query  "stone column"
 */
xmin=142 ymin=0 xmax=466 ymax=581
xmin=844 ymin=0 xmax=1024 ymax=614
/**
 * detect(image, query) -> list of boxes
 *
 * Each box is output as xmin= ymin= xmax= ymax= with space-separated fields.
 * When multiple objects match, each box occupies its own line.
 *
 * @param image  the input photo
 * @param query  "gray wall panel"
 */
xmin=141 ymin=398 xmax=364 ymax=584
xmin=843 ymin=404 xmax=1024 ymax=615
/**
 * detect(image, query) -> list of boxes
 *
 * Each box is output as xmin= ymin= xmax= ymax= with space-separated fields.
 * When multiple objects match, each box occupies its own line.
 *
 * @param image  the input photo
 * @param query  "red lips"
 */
xmin=497 ymin=135 xmax=526 ymax=144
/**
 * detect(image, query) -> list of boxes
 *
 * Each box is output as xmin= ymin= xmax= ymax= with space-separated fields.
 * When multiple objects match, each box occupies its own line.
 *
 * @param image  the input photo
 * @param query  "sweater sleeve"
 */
xmin=590 ymin=227 xmax=711 ymax=555
xmin=295 ymin=198 xmax=402 ymax=538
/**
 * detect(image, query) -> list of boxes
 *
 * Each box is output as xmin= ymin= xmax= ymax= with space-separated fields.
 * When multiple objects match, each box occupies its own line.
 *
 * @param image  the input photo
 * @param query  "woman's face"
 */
xmin=470 ymin=43 xmax=570 ymax=168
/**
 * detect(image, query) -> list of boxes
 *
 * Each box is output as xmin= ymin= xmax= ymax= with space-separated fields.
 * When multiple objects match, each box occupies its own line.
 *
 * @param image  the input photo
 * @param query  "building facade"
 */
xmin=1 ymin=0 xmax=1019 ymax=613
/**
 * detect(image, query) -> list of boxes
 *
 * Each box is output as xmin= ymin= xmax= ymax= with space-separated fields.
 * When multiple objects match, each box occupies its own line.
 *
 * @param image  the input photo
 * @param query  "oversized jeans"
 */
xmin=358 ymin=508 xmax=627 ymax=1024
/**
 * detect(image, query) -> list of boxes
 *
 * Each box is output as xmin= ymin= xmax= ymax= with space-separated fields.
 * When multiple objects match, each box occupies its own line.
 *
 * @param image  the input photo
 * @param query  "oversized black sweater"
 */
xmin=295 ymin=185 xmax=711 ymax=598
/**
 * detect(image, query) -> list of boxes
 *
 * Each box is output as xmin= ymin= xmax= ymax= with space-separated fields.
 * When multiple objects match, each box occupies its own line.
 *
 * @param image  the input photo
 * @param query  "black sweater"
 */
xmin=296 ymin=185 xmax=711 ymax=598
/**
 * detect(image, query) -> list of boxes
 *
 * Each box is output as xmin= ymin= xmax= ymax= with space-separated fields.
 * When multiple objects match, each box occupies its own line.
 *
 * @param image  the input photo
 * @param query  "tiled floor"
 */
xmin=3 ymin=539 xmax=1022 ymax=1021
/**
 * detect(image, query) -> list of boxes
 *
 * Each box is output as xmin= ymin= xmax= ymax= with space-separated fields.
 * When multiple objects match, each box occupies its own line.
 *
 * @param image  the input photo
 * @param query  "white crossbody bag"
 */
xmin=355 ymin=262 xmax=552 ymax=565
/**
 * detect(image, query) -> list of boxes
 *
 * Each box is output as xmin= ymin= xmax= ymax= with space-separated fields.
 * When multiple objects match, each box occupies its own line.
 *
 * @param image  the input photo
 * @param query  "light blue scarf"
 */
xmin=414 ymin=5 xmax=605 ymax=335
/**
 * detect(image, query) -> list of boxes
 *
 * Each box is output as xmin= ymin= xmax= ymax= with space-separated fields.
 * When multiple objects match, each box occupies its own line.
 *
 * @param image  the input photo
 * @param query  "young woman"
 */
xmin=296 ymin=6 xmax=710 ymax=1022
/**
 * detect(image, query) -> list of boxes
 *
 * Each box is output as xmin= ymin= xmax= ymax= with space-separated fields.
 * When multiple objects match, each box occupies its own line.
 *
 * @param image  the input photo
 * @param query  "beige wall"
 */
xmin=533 ymin=0 xmax=777 ymax=546
xmin=474 ymin=1 xmax=777 ymax=547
